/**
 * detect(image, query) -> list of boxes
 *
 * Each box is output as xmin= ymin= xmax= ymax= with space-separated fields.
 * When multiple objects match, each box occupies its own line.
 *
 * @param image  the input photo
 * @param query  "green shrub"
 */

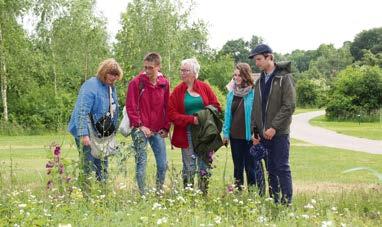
xmin=326 ymin=65 xmax=382 ymax=121
xmin=205 ymin=82 xmax=226 ymax=114
xmin=199 ymin=55 xmax=234 ymax=92
xmin=0 ymin=120 xmax=25 ymax=135
xmin=296 ymin=78 xmax=328 ymax=108
xmin=7 ymin=85 xmax=75 ymax=133
xmin=296 ymin=78 xmax=319 ymax=107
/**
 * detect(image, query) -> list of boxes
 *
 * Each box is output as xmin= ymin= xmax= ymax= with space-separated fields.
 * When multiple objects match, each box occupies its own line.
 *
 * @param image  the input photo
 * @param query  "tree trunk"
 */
xmin=0 ymin=22 xmax=9 ymax=122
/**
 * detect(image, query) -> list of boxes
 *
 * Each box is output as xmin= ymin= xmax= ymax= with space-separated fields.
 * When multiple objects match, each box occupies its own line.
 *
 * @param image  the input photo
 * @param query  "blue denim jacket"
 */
xmin=68 ymin=77 xmax=119 ymax=137
xmin=223 ymin=89 xmax=254 ymax=141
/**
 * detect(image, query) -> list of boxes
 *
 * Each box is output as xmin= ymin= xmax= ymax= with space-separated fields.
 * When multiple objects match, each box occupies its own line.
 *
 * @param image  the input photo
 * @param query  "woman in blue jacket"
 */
xmin=223 ymin=63 xmax=264 ymax=194
xmin=68 ymin=58 xmax=123 ymax=183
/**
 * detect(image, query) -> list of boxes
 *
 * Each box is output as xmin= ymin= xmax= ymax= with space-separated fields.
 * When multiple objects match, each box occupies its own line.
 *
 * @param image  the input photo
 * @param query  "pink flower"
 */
xmin=227 ymin=184 xmax=234 ymax=193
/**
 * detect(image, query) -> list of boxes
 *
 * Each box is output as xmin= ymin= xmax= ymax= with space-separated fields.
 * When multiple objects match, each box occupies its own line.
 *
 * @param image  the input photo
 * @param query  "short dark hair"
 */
xmin=143 ymin=52 xmax=161 ymax=65
xmin=263 ymin=53 xmax=274 ymax=61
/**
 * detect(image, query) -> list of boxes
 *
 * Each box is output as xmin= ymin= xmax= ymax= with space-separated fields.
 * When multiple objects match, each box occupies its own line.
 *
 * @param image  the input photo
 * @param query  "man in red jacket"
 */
xmin=126 ymin=52 xmax=170 ymax=194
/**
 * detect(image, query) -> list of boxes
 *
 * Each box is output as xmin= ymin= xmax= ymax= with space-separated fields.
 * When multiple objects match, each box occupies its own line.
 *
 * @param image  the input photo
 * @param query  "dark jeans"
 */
xmin=230 ymin=138 xmax=265 ymax=195
xmin=262 ymin=134 xmax=293 ymax=204
xmin=75 ymin=137 xmax=108 ymax=182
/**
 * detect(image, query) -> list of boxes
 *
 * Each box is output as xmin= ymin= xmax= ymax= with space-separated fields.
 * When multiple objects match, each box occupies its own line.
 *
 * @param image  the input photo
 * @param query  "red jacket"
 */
xmin=169 ymin=80 xmax=221 ymax=148
xmin=126 ymin=72 xmax=170 ymax=132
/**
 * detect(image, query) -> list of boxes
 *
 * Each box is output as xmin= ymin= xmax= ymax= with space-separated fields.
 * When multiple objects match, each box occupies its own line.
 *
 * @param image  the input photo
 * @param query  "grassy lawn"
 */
xmin=310 ymin=115 xmax=382 ymax=140
xmin=1 ymin=134 xmax=382 ymax=226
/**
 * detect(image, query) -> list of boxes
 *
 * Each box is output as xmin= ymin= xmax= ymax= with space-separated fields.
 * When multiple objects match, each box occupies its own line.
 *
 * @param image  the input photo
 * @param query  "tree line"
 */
xmin=0 ymin=0 xmax=381 ymax=134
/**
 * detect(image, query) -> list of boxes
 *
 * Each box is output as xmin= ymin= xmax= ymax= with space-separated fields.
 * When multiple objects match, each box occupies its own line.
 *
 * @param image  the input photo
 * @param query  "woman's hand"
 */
xmin=222 ymin=138 xmax=229 ymax=147
xmin=193 ymin=116 xmax=199 ymax=125
xmin=81 ymin=135 xmax=91 ymax=146
xmin=252 ymin=134 xmax=260 ymax=145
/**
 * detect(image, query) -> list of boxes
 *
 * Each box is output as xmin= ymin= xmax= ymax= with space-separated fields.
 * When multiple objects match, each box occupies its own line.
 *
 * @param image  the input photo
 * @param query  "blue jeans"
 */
xmin=75 ymin=137 xmax=108 ymax=182
xmin=262 ymin=134 xmax=293 ymax=204
xmin=131 ymin=128 xmax=167 ymax=194
xmin=230 ymin=138 xmax=265 ymax=195
xmin=181 ymin=128 xmax=210 ymax=187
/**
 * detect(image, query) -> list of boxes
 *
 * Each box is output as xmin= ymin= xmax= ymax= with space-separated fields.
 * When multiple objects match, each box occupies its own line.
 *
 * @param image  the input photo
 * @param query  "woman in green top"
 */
xmin=168 ymin=58 xmax=221 ymax=193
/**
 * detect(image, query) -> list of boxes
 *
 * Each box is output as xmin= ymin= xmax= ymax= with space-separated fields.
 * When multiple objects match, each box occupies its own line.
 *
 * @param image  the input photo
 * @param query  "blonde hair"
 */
xmin=97 ymin=58 xmax=123 ymax=83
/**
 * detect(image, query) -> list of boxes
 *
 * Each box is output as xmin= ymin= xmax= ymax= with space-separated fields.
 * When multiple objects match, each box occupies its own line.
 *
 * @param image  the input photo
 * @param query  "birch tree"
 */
xmin=0 ymin=0 xmax=30 ymax=122
xmin=115 ymin=0 xmax=208 ymax=84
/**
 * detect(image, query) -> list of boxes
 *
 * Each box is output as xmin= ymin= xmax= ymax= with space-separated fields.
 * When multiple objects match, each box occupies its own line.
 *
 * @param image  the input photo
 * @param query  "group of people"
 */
xmin=68 ymin=44 xmax=296 ymax=205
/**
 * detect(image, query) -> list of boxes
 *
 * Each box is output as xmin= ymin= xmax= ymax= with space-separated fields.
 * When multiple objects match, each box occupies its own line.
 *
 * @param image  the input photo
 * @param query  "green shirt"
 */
xmin=184 ymin=91 xmax=204 ymax=115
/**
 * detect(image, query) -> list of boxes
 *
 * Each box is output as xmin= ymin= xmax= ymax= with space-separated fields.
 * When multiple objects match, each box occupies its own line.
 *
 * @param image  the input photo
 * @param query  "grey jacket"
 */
xmin=251 ymin=61 xmax=296 ymax=136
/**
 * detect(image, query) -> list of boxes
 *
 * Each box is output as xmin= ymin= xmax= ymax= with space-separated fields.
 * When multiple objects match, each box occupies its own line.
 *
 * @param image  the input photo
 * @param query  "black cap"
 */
xmin=248 ymin=44 xmax=273 ymax=59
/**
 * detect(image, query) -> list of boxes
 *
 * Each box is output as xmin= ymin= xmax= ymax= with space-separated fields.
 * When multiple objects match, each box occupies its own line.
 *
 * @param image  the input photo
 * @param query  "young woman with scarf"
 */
xmin=223 ymin=63 xmax=265 ymax=194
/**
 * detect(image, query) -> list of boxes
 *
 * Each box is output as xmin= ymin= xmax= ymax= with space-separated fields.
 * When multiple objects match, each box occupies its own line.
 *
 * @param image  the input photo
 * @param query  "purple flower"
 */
xmin=46 ymin=161 xmax=54 ymax=174
xmin=66 ymin=176 xmax=71 ymax=183
xmin=46 ymin=161 xmax=54 ymax=169
xmin=54 ymin=146 xmax=61 ymax=156
xmin=47 ymin=180 xmax=53 ymax=189
xmin=208 ymin=151 xmax=214 ymax=163
xmin=200 ymin=169 xmax=207 ymax=176
xmin=59 ymin=164 xmax=65 ymax=175
xmin=45 ymin=144 xmax=71 ymax=191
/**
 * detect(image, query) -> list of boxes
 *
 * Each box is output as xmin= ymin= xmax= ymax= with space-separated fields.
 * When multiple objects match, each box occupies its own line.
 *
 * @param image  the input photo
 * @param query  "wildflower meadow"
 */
xmin=0 ymin=134 xmax=381 ymax=226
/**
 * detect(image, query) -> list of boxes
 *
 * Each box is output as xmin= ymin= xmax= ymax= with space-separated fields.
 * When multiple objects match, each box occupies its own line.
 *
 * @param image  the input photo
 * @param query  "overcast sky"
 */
xmin=95 ymin=0 xmax=382 ymax=54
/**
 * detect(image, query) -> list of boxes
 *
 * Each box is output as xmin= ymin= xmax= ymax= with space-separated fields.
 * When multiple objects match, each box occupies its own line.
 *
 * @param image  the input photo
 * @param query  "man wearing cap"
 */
xmin=249 ymin=44 xmax=296 ymax=205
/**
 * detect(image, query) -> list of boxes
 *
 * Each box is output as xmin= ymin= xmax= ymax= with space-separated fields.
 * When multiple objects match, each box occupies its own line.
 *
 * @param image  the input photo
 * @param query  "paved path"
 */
xmin=290 ymin=110 xmax=382 ymax=154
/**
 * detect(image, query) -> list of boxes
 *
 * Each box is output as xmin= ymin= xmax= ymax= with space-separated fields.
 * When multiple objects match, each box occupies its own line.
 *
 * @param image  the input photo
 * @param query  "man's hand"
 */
xmin=139 ymin=126 xmax=152 ymax=137
xmin=264 ymin=128 xmax=276 ymax=140
xmin=252 ymin=134 xmax=260 ymax=145
xmin=158 ymin=129 xmax=168 ymax=138
xmin=81 ymin=135 xmax=90 ymax=146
